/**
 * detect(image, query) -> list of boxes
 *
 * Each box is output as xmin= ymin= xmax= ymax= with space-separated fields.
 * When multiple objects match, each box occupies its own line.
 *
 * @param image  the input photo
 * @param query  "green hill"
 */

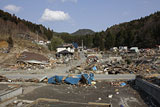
xmin=71 ymin=29 xmax=95 ymax=36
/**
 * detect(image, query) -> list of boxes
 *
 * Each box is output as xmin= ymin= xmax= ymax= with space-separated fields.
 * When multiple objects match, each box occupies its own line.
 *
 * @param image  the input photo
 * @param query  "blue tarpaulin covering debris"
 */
xmin=64 ymin=77 xmax=81 ymax=85
xmin=48 ymin=73 xmax=95 ymax=85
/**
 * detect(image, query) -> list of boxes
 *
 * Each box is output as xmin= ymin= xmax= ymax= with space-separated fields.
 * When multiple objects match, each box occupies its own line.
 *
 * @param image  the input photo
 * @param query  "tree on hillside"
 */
xmin=48 ymin=36 xmax=64 ymax=51
xmin=7 ymin=36 xmax=13 ymax=48
xmin=105 ymin=31 xmax=115 ymax=49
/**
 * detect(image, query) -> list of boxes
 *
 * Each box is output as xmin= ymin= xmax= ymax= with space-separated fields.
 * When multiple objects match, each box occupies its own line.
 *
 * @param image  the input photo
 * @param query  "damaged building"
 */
xmin=17 ymin=51 xmax=49 ymax=69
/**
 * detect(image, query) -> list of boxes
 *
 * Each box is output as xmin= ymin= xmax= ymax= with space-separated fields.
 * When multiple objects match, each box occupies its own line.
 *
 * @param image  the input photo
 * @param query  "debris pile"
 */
xmin=0 ymin=75 xmax=8 ymax=82
xmin=68 ymin=49 xmax=160 ymax=75
xmin=111 ymin=81 xmax=127 ymax=87
xmin=12 ymin=78 xmax=39 ymax=83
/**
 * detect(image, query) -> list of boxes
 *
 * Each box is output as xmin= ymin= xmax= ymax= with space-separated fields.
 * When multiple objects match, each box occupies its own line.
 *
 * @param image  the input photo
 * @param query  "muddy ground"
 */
xmin=17 ymin=80 xmax=152 ymax=107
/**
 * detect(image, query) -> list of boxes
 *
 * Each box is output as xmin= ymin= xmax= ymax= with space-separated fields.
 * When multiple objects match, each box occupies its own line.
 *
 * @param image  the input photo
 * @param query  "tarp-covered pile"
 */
xmin=48 ymin=73 xmax=95 ymax=85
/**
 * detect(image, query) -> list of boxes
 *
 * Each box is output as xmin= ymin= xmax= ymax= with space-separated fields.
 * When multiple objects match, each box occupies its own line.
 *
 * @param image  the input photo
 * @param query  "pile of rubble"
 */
xmin=0 ymin=75 xmax=8 ymax=82
xmin=68 ymin=49 xmax=160 ymax=75
xmin=6 ymin=50 xmax=78 ymax=71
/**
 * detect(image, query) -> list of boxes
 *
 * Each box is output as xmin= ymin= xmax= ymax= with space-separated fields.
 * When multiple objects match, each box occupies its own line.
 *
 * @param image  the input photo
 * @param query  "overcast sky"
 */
xmin=0 ymin=0 xmax=160 ymax=33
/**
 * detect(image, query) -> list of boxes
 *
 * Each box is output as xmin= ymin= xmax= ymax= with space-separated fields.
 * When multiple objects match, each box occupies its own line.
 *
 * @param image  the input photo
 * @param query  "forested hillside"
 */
xmin=0 ymin=9 xmax=54 ymax=40
xmin=105 ymin=11 xmax=160 ymax=49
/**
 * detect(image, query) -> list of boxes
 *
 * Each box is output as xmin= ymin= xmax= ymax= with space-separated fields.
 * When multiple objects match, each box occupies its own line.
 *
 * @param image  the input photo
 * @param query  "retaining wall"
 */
xmin=135 ymin=78 xmax=160 ymax=104
xmin=0 ymin=87 xmax=22 ymax=102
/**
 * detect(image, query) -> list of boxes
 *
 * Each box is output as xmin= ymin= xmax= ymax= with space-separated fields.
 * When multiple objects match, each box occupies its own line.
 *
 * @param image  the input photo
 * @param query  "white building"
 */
xmin=119 ymin=46 xmax=128 ymax=52
xmin=38 ymin=40 xmax=45 ymax=45
xmin=56 ymin=44 xmax=75 ymax=53
xmin=110 ymin=47 xmax=118 ymax=52
xmin=157 ymin=45 xmax=160 ymax=50
xmin=130 ymin=47 xmax=139 ymax=53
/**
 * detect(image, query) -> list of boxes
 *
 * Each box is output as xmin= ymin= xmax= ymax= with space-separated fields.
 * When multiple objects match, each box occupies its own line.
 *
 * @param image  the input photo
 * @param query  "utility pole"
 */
xmin=82 ymin=40 xmax=83 ymax=50
xmin=37 ymin=32 xmax=38 ymax=43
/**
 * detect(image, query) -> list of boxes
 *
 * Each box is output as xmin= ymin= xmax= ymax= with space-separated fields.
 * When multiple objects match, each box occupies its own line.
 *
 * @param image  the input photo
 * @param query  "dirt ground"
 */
xmin=17 ymin=81 xmax=149 ymax=107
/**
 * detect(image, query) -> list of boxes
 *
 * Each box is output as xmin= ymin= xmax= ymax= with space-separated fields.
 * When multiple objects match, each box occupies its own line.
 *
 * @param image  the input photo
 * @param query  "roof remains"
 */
xmin=17 ymin=51 xmax=48 ymax=64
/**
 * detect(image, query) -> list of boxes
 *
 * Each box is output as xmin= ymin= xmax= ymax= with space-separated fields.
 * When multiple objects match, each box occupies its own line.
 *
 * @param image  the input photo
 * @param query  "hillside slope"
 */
xmin=104 ymin=11 xmax=160 ymax=48
xmin=0 ymin=10 xmax=51 ymax=67
xmin=0 ymin=9 xmax=54 ymax=40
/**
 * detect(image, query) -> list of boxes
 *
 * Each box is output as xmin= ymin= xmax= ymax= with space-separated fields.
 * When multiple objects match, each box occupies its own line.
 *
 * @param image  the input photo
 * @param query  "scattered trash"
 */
xmin=108 ymin=94 xmax=113 ymax=98
xmin=94 ymin=86 xmax=97 ymax=89
xmin=98 ymin=98 xmax=102 ymax=100
xmin=39 ymin=76 xmax=48 ymax=82
xmin=111 ymin=81 xmax=127 ymax=87
xmin=91 ymin=81 xmax=96 ymax=85
xmin=92 ymin=66 xmax=97 ymax=71
xmin=116 ymin=92 xmax=119 ymax=95
xmin=120 ymin=105 xmax=124 ymax=107
xmin=8 ymin=80 xmax=12 ymax=82
xmin=120 ymin=82 xmax=126 ymax=87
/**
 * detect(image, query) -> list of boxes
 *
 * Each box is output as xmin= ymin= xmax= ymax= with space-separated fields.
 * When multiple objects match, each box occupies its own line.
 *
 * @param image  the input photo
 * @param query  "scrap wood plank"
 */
xmin=88 ymin=102 xmax=111 ymax=106
xmin=28 ymin=98 xmax=111 ymax=106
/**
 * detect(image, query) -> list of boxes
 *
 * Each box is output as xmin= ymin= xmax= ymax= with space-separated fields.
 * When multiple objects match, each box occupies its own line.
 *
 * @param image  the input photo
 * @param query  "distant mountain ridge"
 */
xmin=71 ymin=29 xmax=95 ymax=36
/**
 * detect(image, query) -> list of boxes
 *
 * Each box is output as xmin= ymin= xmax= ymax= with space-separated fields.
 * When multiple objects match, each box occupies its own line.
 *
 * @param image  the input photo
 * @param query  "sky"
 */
xmin=0 ymin=0 xmax=160 ymax=33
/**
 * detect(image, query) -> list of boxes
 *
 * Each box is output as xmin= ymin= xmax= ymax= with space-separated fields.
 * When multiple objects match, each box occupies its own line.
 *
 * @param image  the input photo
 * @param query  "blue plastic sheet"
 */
xmin=120 ymin=82 xmax=126 ymax=86
xmin=92 ymin=66 xmax=97 ymax=71
xmin=48 ymin=76 xmax=56 ymax=84
xmin=64 ymin=77 xmax=80 ymax=85
xmin=48 ymin=73 xmax=95 ymax=85
xmin=55 ymin=76 xmax=65 ymax=83
xmin=48 ymin=75 xmax=65 ymax=84
xmin=81 ymin=73 xmax=94 ymax=84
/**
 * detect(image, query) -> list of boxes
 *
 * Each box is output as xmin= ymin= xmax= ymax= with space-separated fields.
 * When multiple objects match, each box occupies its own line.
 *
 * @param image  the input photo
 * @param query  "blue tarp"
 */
xmin=92 ymin=66 xmax=97 ymax=71
xmin=48 ymin=76 xmax=56 ymax=84
xmin=48 ymin=75 xmax=65 ymax=84
xmin=120 ymin=82 xmax=126 ymax=86
xmin=48 ymin=73 xmax=94 ymax=85
xmin=72 ymin=42 xmax=78 ymax=48
xmin=81 ymin=73 xmax=95 ymax=84
xmin=64 ymin=77 xmax=81 ymax=85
